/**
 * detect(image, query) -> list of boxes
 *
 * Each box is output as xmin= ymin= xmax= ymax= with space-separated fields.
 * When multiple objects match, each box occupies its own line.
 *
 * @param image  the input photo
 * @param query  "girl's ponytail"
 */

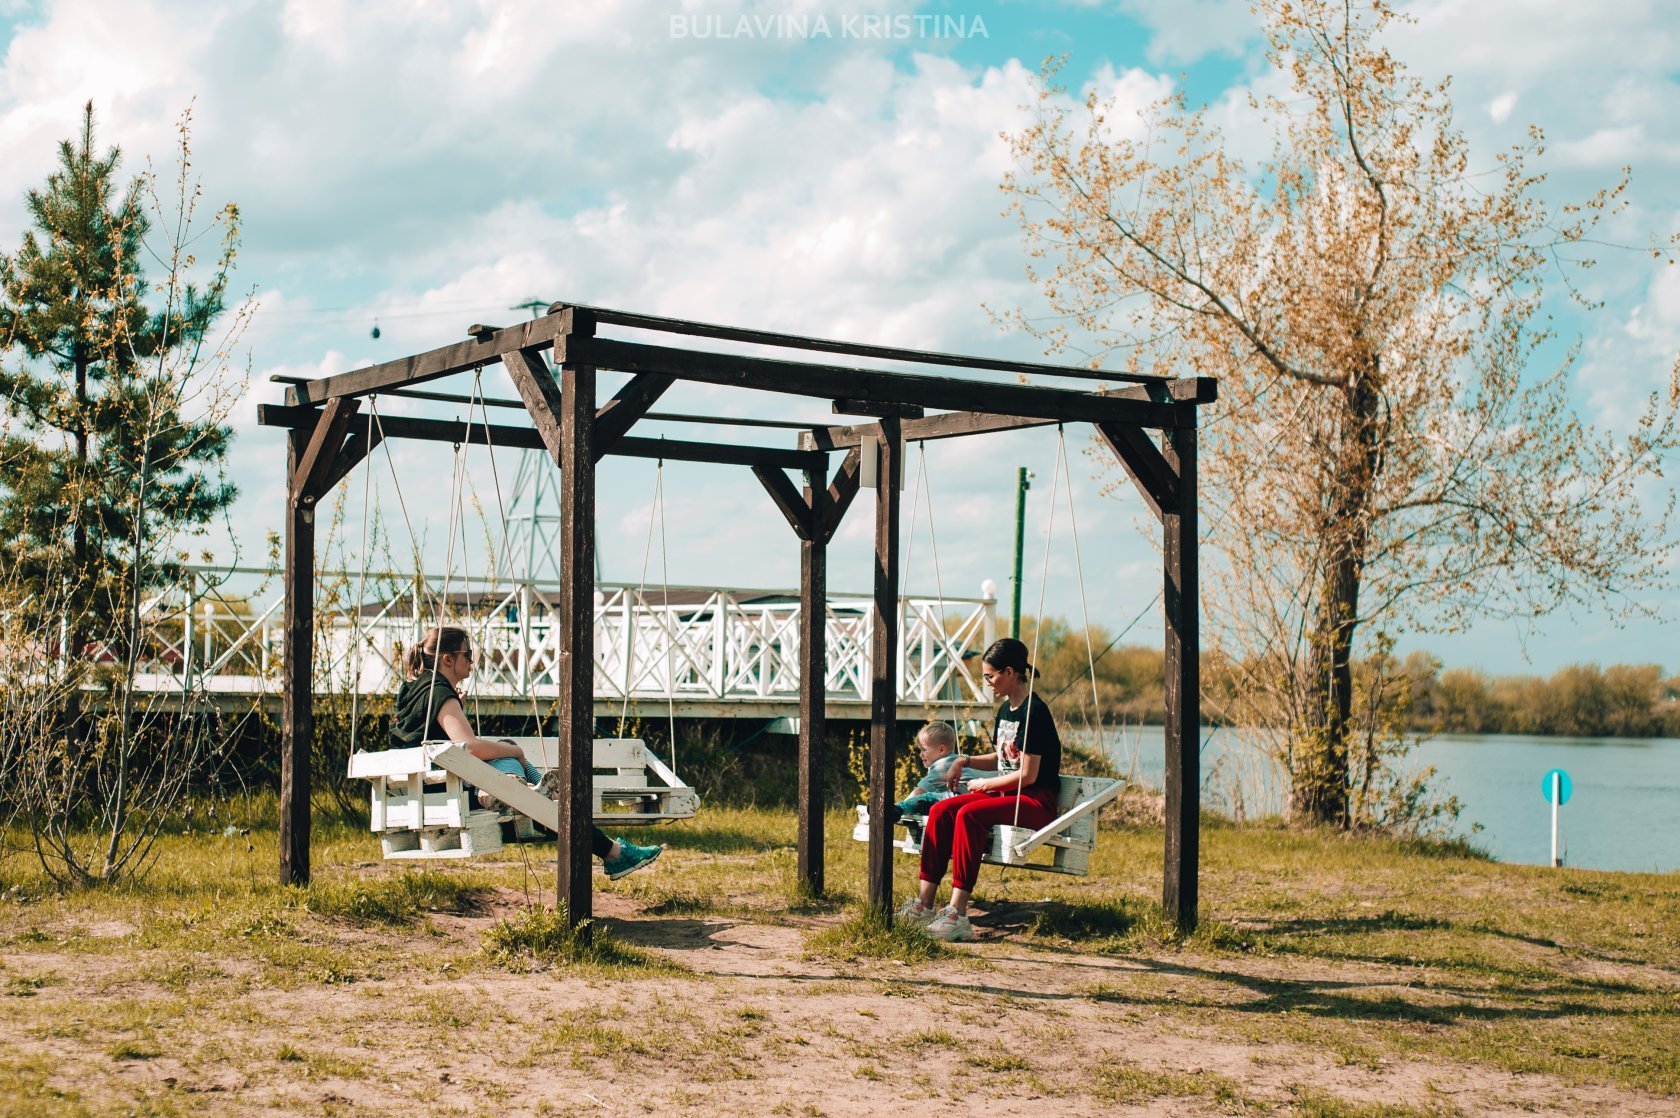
xmin=402 ymin=625 xmax=469 ymax=680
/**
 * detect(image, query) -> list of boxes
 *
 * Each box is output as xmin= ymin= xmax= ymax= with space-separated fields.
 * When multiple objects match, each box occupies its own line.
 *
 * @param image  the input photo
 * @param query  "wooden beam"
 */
xmin=284 ymin=307 xmax=592 ymax=406
xmin=805 ymin=411 xmax=1053 ymax=451
xmin=259 ymin=405 xmax=821 ymax=470
xmin=556 ymin=364 xmax=597 ymax=930
xmin=802 ymin=378 xmax=1215 ymax=452
xmin=798 ymin=468 xmax=828 ymax=897
xmin=820 ymin=447 xmax=862 ymax=544
xmin=262 ymin=403 xmax=539 ymax=449
xmin=595 ymin=373 xmax=675 ymax=459
xmin=1161 ymin=422 xmax=1199 ymax=932
xmin=290 ymin=397 xmax=361 ymax=506
xmin=319 ymin=423 xmax=384 ymax=497
xmin=503 ymin=347 xmax=567 ymax=463
xmin=868 ymin=417 xmax=903 ymax=917
xmin=832 ymin=398 xmax=924 ymax=420
xmin=1097 ymin=421 xmax=1178 ymax=522
xmin=753 ymin=465 xmax=815 ymax=541
xmin=614 ymin=436 xmax=823 ymax=471
xmin=568 ymin=336 xmax=1190 ymax=429
xmin=557 ymin=300 xmax=1166 ymax=386
xmin=281 ymin=429 xmax=315 ymax=886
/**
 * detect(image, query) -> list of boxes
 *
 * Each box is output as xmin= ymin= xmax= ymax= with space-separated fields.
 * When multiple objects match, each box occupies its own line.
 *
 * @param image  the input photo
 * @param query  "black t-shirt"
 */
xmin=993 ymin=692 xmax=1061 ymax=792
xmin=391 ymin=672 xmax=463 ymax=746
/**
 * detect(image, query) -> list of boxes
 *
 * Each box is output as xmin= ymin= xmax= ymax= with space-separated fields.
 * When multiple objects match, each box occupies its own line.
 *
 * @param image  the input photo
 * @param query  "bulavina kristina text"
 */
xmin=669 ymin=13 xmax=989 ymax=40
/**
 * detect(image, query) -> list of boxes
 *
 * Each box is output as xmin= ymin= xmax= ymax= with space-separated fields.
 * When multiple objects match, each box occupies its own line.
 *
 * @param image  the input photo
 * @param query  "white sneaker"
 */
xmin=895 ymin=898 xmax=940 ymax=926
xmin=924 ymin=908 xmax=974 ymax=942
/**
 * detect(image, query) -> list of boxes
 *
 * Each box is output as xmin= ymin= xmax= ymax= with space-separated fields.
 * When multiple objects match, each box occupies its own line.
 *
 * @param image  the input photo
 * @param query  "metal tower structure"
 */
xmin=502 ymin=446 xmax=567 ymax=585
xmin=500 ymin=298 xmax=597 ymax=585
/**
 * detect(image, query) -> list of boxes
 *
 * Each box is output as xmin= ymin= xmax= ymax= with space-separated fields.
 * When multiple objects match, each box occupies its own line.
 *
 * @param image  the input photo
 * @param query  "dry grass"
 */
xmin=0 ymin=798 xmax=1674 ymax=1114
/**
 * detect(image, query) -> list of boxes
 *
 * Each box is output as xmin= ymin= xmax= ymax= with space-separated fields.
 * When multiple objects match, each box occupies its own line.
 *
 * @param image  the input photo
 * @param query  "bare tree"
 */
xmin=1003 ymin=0 xmax=1680 ymax=824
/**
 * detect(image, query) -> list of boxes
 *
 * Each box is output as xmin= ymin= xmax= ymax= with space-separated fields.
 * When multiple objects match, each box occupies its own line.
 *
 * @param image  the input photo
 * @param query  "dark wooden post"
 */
xmin=867 ymin=419 xmax=903 ymax=916
xmin=1162 ymin=420 xmax=1199 ymax=931
xmin=281 ymin=428 xmax=315 ymax=886
xmin=557 ymin=363 xmax=597 ymax=927
xmin=798 ymin=467 xmax=827 ymax=896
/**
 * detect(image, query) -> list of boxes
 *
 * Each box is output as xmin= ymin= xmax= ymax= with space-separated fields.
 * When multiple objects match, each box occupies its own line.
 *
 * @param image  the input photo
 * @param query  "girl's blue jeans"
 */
xmin=480 ymin=754 xmax=614 ymax=860
xmin=486 ymin=755 xmax=545 ymax=784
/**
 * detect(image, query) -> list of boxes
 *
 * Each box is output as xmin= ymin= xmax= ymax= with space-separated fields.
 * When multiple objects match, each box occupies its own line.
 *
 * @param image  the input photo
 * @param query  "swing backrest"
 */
xmin=1053 ymin=774 xmax=1114 ymax=848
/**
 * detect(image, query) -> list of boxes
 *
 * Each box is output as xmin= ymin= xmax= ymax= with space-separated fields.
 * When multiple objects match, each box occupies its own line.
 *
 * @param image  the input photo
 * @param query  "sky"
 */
xmin=0 ymin=0 xmax=1676 ymax=676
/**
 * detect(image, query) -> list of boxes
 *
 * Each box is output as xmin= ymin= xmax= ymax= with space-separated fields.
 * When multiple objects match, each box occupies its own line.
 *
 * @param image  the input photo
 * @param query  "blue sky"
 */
xmin=0 ymin=0 xmax=1676 ymax=675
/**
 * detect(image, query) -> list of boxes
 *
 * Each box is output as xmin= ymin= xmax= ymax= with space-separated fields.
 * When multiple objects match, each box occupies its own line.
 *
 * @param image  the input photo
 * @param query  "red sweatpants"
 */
xmin=920 ymin=788 xmax=1057 ymax=893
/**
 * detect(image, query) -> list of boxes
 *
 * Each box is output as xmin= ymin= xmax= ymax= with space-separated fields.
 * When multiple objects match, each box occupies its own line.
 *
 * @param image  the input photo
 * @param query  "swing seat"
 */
xmin=347 ymin=737 xmax=699 ymax=861
xmin=851 ymin=775 xmax=1125 ymax=877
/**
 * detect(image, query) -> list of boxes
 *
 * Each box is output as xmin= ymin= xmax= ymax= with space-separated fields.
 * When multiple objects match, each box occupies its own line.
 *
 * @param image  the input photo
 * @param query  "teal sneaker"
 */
xmin=602 ymin=840 xmax=663 ymax=880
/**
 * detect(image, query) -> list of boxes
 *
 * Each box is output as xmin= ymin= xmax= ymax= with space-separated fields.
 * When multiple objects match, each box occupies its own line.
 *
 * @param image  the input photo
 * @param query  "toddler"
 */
xmin=886 ymin=721 xmax=986 ymax=824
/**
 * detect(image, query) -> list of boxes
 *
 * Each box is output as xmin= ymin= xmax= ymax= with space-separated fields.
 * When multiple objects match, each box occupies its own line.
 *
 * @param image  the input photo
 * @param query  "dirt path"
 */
xmin=1 ymin=887 xmax=1672 ymax=1117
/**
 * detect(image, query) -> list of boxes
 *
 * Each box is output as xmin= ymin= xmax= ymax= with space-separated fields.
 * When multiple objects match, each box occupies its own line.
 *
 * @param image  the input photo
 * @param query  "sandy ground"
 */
xmin=2 ymin=885 xmax=1675 ymax=1117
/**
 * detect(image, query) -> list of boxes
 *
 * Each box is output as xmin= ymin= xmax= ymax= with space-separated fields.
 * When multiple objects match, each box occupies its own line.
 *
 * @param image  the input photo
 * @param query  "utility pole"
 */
xmin=1010 ymin=467 xmax=1032 ymax=639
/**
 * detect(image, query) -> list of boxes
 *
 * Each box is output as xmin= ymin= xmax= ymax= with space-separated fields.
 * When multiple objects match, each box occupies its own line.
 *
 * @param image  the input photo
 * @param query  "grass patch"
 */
xmin=1091 ymin=1061 xmax=1257 ymax=1108
xmin=107 ymin=1038 xmax=161 ymax=1061
xmin=640 ymin=890 xmax=725 ymax=917
xmin=305 ymin=867 xmax=488 ymax=926
xmin=482 ymin=905 xmax=681 ymax=974
xmin=905 ymin=1028 xmax=961 ymax=1049
xmin=804 ymin=908 xmax=945 ymax=963
xmin=4 ymin=974 xmax=51 ymax=997
xmin=967 ymin=1052 xmax=1033 ymax=1073
xmin=1291 ymin=1086 xmax=1459 ymax=1117
xmin=1022 ymin=896 xmax=1261 ymax=954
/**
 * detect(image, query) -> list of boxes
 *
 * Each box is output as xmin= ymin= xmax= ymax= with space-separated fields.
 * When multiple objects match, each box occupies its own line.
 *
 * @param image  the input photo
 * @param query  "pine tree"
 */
xmin=0 ymin=102 xmax=236 ymax=648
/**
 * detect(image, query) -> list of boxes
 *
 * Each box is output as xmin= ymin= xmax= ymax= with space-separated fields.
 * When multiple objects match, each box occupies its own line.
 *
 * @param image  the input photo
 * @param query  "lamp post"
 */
xmin=1010 ymin=467 xmax=1033 ymax=639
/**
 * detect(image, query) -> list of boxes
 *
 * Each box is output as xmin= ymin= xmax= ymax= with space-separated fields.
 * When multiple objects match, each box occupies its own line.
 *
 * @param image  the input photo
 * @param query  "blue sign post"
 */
xmin=1542 ymin=769 xmax=1571 ymax=867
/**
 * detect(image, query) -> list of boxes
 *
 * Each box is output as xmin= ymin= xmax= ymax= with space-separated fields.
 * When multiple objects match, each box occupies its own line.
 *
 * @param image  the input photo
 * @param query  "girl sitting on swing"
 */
xmin=391 ymin=625 xmax=663 ymax=880
xmin=899 ymin=637 xmax=1062 ymax=942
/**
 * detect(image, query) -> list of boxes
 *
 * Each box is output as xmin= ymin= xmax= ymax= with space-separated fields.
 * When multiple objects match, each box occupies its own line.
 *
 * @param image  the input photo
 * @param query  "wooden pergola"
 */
xmin=259 ymin=303 xmax=1216 ymax=930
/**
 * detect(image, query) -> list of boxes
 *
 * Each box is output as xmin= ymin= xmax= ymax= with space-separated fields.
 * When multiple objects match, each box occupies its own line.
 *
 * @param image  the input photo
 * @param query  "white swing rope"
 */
xmin=618 ymin=456 xmax=682 ymax=777
xmin=908 ymin=444 xmax=965 ymax=738
xmin=347 ymin=407 xmax=376 ymax=758
xmin=1011 ymin=424 xmax=1067 ymax=838
xmin=364 ymin=395 xmax=439 ymax=718
xmin=657 ymin=453 xmax=678 ymax=777
xmin=419 ymin=407 xmax=471 ymax=748
xmin=468 ymin=373 xmax=556 ymax=761
xmin=453 ymin=372 xmax=493 ymax=730
xmin=369 ymin=401 xmax=426 ymax=603
xmin=1058 ymin=427 xmax=1108 ymax=761
xmin=462 ymin=382 xmax=555 ymax=892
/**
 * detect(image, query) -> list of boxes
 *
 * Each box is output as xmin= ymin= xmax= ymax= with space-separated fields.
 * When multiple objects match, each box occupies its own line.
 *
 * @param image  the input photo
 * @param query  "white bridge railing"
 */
xmin=115 ymin=565 xmax=999 ymax=711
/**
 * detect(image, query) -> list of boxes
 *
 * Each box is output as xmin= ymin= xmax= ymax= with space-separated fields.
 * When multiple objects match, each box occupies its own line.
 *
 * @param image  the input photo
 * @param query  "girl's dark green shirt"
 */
xmin=391 ymin=671 xmax=461 ymax=746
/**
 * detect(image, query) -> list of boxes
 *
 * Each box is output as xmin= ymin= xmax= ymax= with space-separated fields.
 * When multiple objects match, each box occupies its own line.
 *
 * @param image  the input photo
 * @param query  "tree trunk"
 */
xmin=1292 ymin=371 xmax=1382 ymax=826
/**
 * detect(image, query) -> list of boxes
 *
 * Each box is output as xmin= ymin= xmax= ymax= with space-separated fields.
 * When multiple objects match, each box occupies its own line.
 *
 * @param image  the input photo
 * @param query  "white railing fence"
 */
xmin=54 ymin=565 xmax=998 ymax=708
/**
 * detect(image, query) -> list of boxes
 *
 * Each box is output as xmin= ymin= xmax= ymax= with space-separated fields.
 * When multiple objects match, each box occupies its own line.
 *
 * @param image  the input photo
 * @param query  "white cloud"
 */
xmin=1111 ymin=0 xmax=1256 ymax=65
xmin=4 ymin=0 xmax=1676 ymax=670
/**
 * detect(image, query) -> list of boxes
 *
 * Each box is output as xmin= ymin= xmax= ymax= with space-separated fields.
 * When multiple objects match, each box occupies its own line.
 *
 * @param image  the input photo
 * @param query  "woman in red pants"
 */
xmin=900 ymin=637 xmax=1062 ymax=941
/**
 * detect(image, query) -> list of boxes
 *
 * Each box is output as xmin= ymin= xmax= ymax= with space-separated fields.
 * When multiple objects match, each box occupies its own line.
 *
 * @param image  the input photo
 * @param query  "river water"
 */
xmin=1090 ymin=726 xmax=1680 ymax=874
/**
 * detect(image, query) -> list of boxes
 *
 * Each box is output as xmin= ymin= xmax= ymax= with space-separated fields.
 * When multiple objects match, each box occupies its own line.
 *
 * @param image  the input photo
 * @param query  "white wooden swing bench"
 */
xmin=347 ymin=736 xmax=699 ymax=860
xmin=852 ymin=775 xmax=1126 ymax=876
